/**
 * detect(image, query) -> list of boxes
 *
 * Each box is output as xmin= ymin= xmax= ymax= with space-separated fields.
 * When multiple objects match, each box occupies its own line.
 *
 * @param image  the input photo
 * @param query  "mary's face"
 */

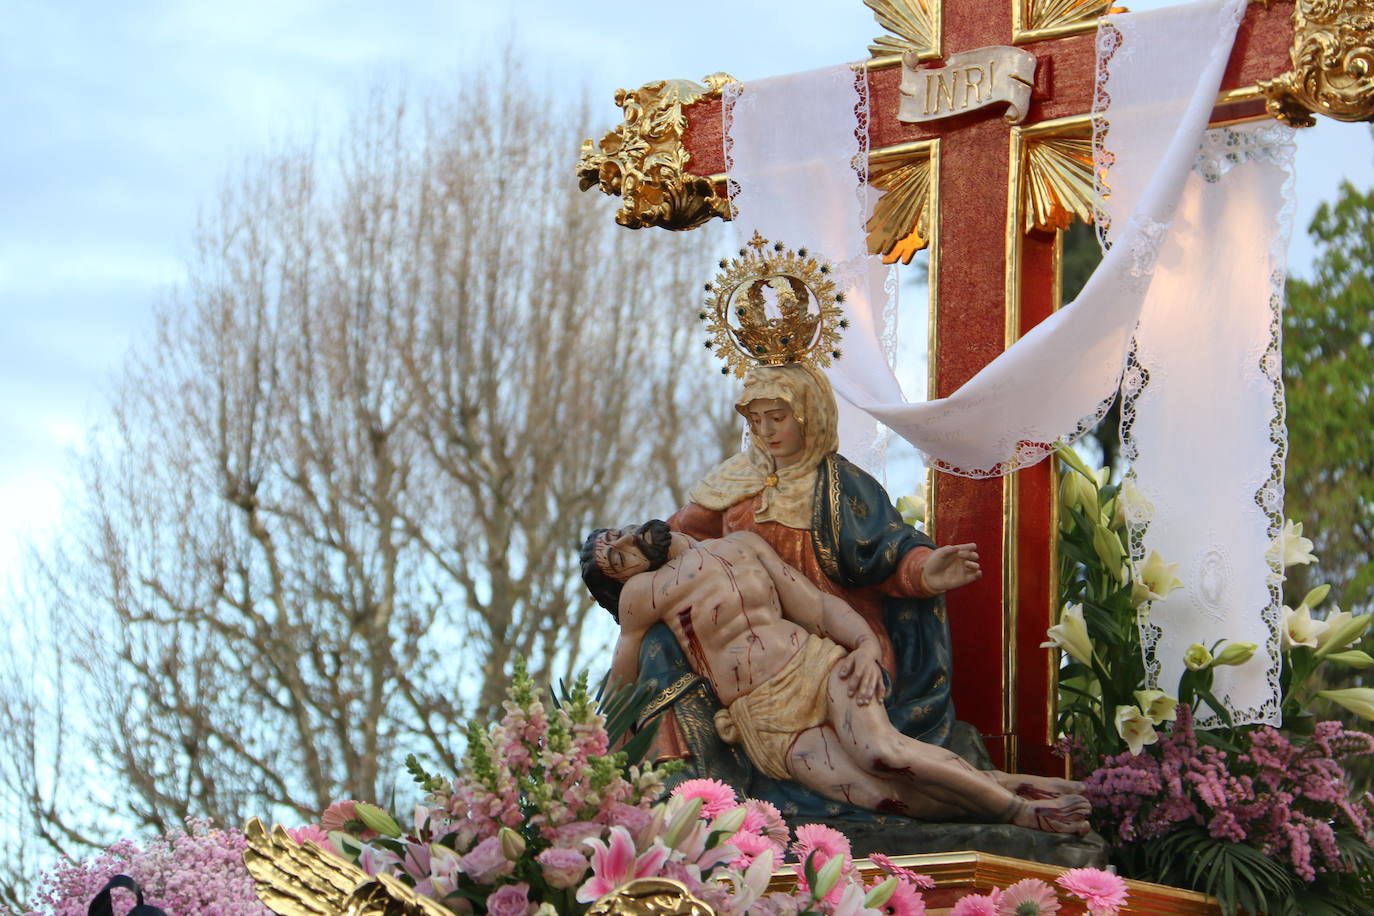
xmin=744 ymin=397 xmax=805 ymax=468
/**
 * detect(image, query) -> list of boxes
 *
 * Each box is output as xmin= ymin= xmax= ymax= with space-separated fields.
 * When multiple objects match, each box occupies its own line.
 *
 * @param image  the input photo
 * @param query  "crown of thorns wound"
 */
xmin=700 ymin=232 xmax=846 ymax=377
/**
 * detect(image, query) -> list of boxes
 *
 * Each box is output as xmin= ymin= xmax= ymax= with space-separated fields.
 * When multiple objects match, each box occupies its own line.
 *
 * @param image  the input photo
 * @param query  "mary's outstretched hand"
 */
xmin=921 ymin=542 xmax=982 ymax=593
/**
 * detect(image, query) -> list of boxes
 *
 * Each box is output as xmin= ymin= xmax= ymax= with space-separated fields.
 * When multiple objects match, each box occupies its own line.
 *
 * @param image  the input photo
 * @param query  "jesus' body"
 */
xmin=581 ymin=521 xmax=1090 ymax=834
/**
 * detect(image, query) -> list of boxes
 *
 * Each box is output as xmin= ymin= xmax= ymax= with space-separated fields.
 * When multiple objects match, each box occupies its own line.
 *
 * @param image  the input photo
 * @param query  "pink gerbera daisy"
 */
xmin=951 ymin=893 xmax=999 ymax=916
xmin=320 ymin=799 xmax=378 ymax=839
xmin=669 ymin=779 xmax=739 ymax=818
xmin=879 ymin=877 xmax=929 ymax=916
xmin=1056 ymin=868 xmax=1129 ymax=915
xmin=997 ymin=878 xmax=1061 ymax=915
xmin=869 ymin=852 xmax=936 ymax=889
xmin=744 ymin=798 xmax=790 ymax=848
xmin=790 ymin=822 xmax=852 ymax=865
xmin=287 ymin=823 xmax=333 ymax=848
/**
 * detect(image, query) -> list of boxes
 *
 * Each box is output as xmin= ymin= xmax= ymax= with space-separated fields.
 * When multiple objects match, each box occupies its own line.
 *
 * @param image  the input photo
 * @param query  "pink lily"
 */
xmin=576 ymin=826 xmax=671 ymax=903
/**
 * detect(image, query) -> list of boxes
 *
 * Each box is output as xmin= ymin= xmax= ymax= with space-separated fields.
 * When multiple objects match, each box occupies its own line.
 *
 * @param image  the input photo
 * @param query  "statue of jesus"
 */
xmin=581 ymin=521 xmax=1089 ymax=834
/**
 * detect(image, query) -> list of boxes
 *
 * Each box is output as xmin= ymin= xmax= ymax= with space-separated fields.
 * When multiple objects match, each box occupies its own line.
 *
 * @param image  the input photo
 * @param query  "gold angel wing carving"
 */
xmin=242 ymin=818 xmax=452 ymax=916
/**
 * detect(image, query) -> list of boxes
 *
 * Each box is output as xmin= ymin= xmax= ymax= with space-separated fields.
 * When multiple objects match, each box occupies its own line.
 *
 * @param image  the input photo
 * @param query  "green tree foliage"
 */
xmin=1282 ymin=181 xmax=1374 ymax=614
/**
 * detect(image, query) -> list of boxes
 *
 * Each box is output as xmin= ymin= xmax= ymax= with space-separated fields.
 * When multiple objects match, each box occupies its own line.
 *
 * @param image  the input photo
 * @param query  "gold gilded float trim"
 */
xmin=587 ymin=878 xmax=714 ymax=916
xmin=867 ymin=145 xmax=936 ymax=264
xmin=1012 ymin=0 xmax=1116 ymax=44
xmin=577 ymin=75 xmax=736 ymax=231
xmin=243 ymin=817 xmax=451 ymax=916
xmin=864 ymin=0 xmax=943 ymax=62
xmin=1258 ymin=0 xmax=1374 ymax=127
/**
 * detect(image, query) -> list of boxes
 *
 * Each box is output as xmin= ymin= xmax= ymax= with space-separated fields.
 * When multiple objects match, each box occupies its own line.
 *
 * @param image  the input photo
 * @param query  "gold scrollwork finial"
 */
xmin=701 ymin=232 xmax=846 ymax=377
xmin=577 ymin=76 xmax=736 ymax=231
xmin=1258 ymin=0 xmax=1374 ymax=127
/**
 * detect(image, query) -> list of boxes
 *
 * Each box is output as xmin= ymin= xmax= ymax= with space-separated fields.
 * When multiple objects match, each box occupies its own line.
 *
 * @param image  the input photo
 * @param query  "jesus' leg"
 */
xmin=988 ymin=771 xmax=1085 ymax=800
xmin=814 ymin=665 xmax=1091 ymax=833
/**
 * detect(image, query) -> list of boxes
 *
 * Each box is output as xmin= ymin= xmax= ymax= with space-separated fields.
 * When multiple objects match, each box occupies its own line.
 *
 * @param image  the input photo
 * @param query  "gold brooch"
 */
xmin=700 ymin=232 xmax=846 ymax=377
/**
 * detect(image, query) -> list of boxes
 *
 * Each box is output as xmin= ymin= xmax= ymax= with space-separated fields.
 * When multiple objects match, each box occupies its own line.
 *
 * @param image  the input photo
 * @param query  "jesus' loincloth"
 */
xmin=712 ymin=634 xmax=848 ymax=780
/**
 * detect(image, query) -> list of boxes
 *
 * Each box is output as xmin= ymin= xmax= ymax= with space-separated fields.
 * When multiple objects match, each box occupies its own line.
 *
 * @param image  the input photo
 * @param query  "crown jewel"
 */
xmin=701 ymin=232 xmax=844 ymax=377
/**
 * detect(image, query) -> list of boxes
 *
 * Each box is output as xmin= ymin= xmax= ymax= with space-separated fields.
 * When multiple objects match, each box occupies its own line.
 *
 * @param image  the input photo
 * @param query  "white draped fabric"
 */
xmin=722 ymin=0 xmax=1290 ymax=724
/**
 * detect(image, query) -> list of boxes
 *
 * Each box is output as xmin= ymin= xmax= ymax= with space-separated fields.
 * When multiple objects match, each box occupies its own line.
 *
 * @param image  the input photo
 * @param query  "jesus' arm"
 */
xmin=607 ymin=578 xmax=655 ymax=694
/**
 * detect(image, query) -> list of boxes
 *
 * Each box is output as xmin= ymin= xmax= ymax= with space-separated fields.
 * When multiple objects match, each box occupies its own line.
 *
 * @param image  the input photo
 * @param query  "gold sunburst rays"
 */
xmin=1013 ymin=0 xmax=1117 ymax=43
xmin=1021 ymin=133 xmax=1096 ymax=233
xmin=864 ymin=0 xmax=942 ymax=62
xmin=867 ymin=150 xmax=935 ymax=264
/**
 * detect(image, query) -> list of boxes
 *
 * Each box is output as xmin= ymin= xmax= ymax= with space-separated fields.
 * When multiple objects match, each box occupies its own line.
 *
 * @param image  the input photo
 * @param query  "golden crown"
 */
xmin=699 ymin=232 xmax=847 ymax=377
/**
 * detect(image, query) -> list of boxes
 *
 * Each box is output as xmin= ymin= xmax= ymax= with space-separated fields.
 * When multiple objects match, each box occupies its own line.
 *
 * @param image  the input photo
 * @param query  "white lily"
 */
xmin=1131 ymin=550 xmax=1184 ymax=608
xmin=1281 ymin=603 xmax=1329 ymax=650
xmin=1133 ymin=689 xmax=1179 ymax=724
xmin=1276 ymin=518 xmax=1317 ymax=568
xmin=1041 ymin=603 xmax=1093 ymax=666
xmin=1115 ymin=705 xmax=1160 ymax=755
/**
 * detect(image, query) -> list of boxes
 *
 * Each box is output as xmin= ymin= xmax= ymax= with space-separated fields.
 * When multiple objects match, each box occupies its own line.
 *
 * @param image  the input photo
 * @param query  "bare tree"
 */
xmin=0 ymin=63 xmax=737 ymax=895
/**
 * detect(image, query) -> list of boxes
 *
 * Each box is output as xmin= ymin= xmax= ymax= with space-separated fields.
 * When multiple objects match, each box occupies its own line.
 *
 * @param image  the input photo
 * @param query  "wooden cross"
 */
xmin=578 ymin=0 xmax=1373 ymax=774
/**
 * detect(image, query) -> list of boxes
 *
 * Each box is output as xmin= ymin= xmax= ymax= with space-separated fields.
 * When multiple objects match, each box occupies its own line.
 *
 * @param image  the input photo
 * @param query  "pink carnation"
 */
xmin=670 ymin=778 xmax=739 ymax=818
xmin=536 ymin=846 xmax=589 ymax=889
xmin=486 ymin=881 xmax=534 ymax=916
xmin=997 ymin=878 xmax=1060 ymax=915
xmin=1056 ymin=868 xmax=1128 ymax=915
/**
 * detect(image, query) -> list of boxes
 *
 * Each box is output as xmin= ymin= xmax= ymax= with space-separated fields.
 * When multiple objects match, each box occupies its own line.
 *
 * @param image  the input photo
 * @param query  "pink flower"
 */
xmin=552 ymin=820 xmax=603 ymax=848
xmin=462 ymin=835 xmax=515 ymax=884
xmin=286 ymin=824 xmax=332 ymax=848
xmin=880 ymin=877 xmax=929 ymax=916
xmin=605 ymin=802 xmax=652 ymax=837
xmin=670 ymin=779 xmax=739 ymax=818
xmin=576 ymin=826 xmax=671 ymax=903
xmin=320 ymin=799 xmax=378 ymax=839
xmin=790 ymin=823 xmax=852 ymax=864
xmin=729 ymin=830 xmax=776 ymax=868
xmin=744 ymin=798 xmax=790 ymax=849
xmin=790 ymin=823 xmax=852 ymax=905
xmin=1056 ymin=868 xmax=1128 ymax=915
xmin=951 ymin=893 xmax=1000 ymax=916
xmin=486 ymin=881 xmax=534 ymax=916
xmin=536 ymin=846 xmax=589 ymax=889
xmin=997 ymin=878 xmax=1060 ymax=915
xmin=869 ymin=852 xmax=936 ymax=889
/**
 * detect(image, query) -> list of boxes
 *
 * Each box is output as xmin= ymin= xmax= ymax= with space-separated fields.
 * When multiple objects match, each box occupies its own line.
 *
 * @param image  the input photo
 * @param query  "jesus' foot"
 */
xmin=992 ymin=770 xmax=1085 ymax=800
xmin=1008 ymin=794 xmax=1091 ymax=835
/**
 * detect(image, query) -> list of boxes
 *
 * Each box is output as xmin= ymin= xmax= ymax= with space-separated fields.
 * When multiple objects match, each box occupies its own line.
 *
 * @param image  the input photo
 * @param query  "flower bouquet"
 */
xmin=1047 ymin=449 xmax=1374 ymax=914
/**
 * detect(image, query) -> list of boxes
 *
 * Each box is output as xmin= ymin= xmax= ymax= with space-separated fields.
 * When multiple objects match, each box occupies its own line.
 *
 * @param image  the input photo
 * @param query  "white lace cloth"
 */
xmin=721 ymin=0 xmax=1287 ymax=724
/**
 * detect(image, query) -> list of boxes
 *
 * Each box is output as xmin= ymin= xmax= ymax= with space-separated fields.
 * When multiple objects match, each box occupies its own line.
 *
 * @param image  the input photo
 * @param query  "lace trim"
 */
xmin=721 ymin=80 xmax=743 ymax=217
xmin=1193 ymin=123 xmax=1297 ymax=184
xmin=1091 ymin=18 xmax=1125 ymax=249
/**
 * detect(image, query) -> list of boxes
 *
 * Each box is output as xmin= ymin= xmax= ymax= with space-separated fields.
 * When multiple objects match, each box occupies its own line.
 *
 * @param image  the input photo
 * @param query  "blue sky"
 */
xmin=1 ymin=0 xmax=1369 ymax=582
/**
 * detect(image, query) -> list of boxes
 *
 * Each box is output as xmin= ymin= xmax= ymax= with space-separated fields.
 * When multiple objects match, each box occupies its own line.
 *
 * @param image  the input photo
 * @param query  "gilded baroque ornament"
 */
xmin=585 ymin=878 xmax=715 ymax=916
xmin=701 ymin=232 xmax=846 ymax=376
xmin=242 ymin=818 xmax=451 ymax=916
xmin=1020 ymin=130 xmax=1097 ymax=232
xmin=867 ymin=154 xmax=934 ymax=263
xmin=576 ymin=74 xmax=736 ymax=231
xmin=1258 ymin=0 xmax=1374 ymax=127
xmin=1012 ymin=0 xmax=1116 ymax=41
xmin=864 ymin=0 xmax=943 ymax=61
